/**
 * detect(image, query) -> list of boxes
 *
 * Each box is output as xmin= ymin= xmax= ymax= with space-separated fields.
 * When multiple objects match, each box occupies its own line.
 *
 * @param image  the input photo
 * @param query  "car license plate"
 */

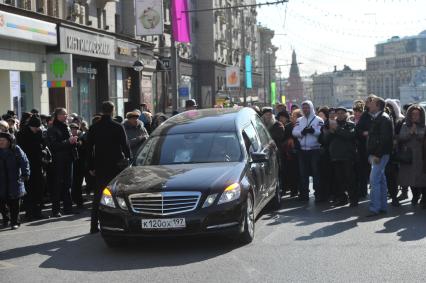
xmin=141 ymin=218 xmax=186 ymax=230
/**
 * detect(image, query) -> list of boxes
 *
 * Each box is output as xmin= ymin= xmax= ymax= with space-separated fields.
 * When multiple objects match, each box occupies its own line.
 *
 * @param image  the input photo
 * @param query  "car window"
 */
xmin=135 ymin=132 xmax=242 ymax=165
xmin=243 ymin=124 xmax=260 ymax=153
xmin=252 ymin=116 xmax=271 ymax=146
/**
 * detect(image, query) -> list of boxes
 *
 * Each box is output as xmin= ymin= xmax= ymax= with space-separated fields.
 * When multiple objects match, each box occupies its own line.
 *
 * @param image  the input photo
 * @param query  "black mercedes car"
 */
xmin=98 ymin=107 xmax=281 ymax=247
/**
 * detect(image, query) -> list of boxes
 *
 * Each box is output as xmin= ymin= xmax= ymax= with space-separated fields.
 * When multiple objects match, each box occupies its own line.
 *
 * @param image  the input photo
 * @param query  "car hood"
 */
xmin=113 ymin=162 xmax=246 ymax=195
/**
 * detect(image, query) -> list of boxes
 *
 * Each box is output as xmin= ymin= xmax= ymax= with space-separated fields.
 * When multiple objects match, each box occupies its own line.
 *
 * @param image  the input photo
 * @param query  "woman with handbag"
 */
xmin=397 ymin=105 xmax=426 ymax=208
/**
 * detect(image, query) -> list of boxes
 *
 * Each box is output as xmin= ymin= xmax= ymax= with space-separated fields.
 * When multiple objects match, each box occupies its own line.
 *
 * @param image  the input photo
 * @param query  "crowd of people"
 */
xmin=0 ymin=95 xmax=424 ymax=231
xmin=259 ymin=95 xmax=426 ymax=217
xmin=0 ymin=101 xmax=172 ymax=231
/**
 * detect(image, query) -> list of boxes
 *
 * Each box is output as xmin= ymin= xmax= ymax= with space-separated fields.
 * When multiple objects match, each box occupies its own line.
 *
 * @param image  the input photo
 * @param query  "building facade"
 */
xmin=0 ymin=0 xmax=155 ymax=122
xmin=399 ymin=68 xmax=426 ymax=106
xmin=256 ymin=24 xmax=277 ymax=105
xmin=366 ymin=30 xmax=426 ymax=100
xmin=313 ymin=66 xmax=366 ymax=108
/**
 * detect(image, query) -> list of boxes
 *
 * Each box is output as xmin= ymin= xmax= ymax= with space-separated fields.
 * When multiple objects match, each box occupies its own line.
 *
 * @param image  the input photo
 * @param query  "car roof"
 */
xmin=151 ymin=107 xmax=256 ymax=136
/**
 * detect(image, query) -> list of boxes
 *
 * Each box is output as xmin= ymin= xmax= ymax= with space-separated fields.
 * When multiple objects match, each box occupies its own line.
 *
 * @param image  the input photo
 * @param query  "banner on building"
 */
xmin=46 ymin=54 xmax=73 ymax=88
xmin=136 ymin=0 xmax=164 ymax=36
xmin=271 ymin=82 xmax=277 ymax=105
xmin=171 ymin=0 xmax=191 ymax=43
xmin=226 ymin=66 xmax=240 ymax=88
xmin=245 ymin=55 xmax=253 ymax=89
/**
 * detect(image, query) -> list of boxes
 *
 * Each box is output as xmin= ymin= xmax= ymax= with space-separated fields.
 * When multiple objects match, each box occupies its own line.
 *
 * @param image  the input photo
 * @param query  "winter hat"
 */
xmin=28 ymin=115 xmax=42 ymax=128
xmin=277 ymin=110 xmax=290 ymax=120
xmin=0 ymin=120 xmax=9 ymax=131
xmin=262 ymin=107 xmax=273 ymax=115
xmin=69 ymin=123 xmax=79 ymax=129
xmin=0 ymin=132 xmax=13 ymax=144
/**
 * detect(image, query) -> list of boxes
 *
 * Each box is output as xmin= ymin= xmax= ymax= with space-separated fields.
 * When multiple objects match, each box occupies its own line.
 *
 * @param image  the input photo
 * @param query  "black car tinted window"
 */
xmin=243 ymin=124 xmax=260 ymax=153
xmin=135 ymin=133 xmax=242 ymax=165
xmin=253 ymin=116 xmax=271 ymax=146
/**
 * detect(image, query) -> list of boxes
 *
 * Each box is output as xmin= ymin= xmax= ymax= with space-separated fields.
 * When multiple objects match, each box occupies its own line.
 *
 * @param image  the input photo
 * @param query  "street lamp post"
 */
xmin=266 ymin=48 xmax=273 ymax=105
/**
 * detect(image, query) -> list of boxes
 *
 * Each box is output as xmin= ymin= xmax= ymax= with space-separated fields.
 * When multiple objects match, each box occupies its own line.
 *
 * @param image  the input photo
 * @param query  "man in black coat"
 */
xmin=16 ymin=115 xmax=46 ymax=220
xmin=87 ymin=101 xmax=130 ymax=233
xmin=323 ymin=107 xmax=357 ymax=206
xmin=47 ymin=108 xmax=79 ymax=217
xmin=355 ymin=97 xmax=374 ymax=198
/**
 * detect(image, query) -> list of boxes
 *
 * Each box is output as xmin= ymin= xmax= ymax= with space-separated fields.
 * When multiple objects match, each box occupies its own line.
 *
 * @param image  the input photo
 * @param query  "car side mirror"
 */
xmin=251 ymin=152 xmax=269 ymax=163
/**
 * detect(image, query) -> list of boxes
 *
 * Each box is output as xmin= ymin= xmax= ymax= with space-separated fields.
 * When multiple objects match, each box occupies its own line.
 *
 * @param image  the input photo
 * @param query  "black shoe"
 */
xmin=349 ymin=202 xmax=358 ymax=207
xmin=411 ymin=197 xmax=420 ymax=206
xmin=366 ymin=211 xmax=380 ymax=218
xmin=297 ymin=196 xmax=309 ymax=202
xmin=290 ymin=191 xmax=298 ymax=198
xmin=334 ymin=199 xmax=349 ymax=207
xmin=391 ymin=199 xmax=401 ymax=207
xmin=52 ymin=212 xmax=62 ymax=218
xmin=379 ymin=210 xmax=387 ymax=214
xmin=397 ymin=193 xmax=408 ymax=201
xmin=2 ymin=219 xmax=9 ymax=228
xmin=90 ymin=226 xmax=100 ymax=234
xmin=11 ymin=224 xmax=20 ymax=230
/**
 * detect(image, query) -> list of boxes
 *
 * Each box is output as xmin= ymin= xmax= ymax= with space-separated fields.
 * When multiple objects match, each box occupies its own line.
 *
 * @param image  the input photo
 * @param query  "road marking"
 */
xmin=0 ymin=261 xmax=16 ymax=270
xmin=0 ymin=223 xmax=88 ymax=237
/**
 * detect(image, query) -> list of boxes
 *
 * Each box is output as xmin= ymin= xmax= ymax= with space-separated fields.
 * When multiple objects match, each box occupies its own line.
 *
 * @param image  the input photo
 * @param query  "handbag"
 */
xmin=395 ymin=145 xmax=413 ymax=164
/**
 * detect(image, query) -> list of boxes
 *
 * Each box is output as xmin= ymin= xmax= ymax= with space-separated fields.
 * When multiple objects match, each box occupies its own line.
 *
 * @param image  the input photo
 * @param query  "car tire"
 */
xmin=239 ymin=192 xmax=255 ymax=244
xmin=272 ymin=179 xmax=282 ymax=210
xmin=103 ymin=236 xmax=124 ymax=248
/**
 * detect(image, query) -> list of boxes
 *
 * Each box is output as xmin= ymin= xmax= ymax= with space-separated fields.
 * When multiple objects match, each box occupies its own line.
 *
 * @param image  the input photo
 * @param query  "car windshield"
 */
xmin=135 ymin=132 xmax=242 ymax=165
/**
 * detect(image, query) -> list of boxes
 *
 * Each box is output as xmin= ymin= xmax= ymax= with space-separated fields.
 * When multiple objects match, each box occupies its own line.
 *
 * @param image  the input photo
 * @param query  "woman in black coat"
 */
xmin=0 ymin=132 xmax=30 ymax=229
xmin=17 ymin=115 xmax=46 ymax=220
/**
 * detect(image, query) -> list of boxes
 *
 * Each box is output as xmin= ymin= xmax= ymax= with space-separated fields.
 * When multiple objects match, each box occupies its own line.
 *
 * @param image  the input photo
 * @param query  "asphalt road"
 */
xmin=0 ymin=196 xmax=425 ymax=283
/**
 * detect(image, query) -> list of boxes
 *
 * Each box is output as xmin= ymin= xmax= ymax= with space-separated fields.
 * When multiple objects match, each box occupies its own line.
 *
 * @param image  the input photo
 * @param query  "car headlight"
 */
xmin=100 ymin=188 xmax=115 ymax=208
xmin=202 ymin=194 xmax=218 ymax=208
xmin=116 ymin=197 xmax=127 ymax=210
xmin=218 ymin=183 xmax=241 ymax=204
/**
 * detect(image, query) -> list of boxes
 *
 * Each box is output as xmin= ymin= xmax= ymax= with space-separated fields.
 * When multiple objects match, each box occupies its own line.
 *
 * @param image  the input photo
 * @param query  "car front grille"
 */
xmin=128 ymin=191 xmax=201 ymax=216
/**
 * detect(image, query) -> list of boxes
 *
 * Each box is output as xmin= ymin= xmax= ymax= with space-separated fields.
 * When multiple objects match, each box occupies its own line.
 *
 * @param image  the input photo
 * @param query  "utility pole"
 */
xmin=170 ymin=6 xmax=179 ymax=111
xmin=241 ymin=8 xmax=247 ymax=106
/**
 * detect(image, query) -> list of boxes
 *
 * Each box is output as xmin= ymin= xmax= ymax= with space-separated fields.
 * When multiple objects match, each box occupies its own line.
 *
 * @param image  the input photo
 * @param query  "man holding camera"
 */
xmin=292 ymin=100 xmax=324 ymax=202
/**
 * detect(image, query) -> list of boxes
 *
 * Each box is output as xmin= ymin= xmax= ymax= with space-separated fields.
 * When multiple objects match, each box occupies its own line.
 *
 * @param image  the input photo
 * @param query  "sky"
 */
xmin=257 ymin=0 xmax=426 ymax=77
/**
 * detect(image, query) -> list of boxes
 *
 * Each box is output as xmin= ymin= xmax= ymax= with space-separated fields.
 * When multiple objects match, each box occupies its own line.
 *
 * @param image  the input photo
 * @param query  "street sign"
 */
xmin=161 ymin=58 xmax=171 ymax=70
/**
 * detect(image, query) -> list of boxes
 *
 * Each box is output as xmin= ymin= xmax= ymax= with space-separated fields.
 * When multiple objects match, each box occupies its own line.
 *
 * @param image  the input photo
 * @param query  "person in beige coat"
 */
xmin=397 ymin=104 xmax=426 ymax=208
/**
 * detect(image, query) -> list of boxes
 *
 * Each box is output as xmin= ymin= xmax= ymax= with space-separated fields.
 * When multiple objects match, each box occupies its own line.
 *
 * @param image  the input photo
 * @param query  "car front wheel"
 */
xmin=239 ymin=193 xmax=255 ymax=244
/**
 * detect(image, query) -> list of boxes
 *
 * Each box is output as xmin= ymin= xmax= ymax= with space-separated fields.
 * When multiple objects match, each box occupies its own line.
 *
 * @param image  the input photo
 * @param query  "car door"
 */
xmin=242 ymin=124 xmax=265 ymax=208
xmin=252 ymin=116 xmax=279 ymax=201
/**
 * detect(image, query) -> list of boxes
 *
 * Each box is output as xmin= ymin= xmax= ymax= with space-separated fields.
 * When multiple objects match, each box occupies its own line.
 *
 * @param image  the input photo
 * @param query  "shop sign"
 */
xmin=226 ymin=66 xmax=240 ymax=88
xmin=136 ymin=0 xmax=164 ymax=36
xmin=60 ymin=27 xmax=115 ymax=60
xmin=76 ymin=66 xmax=98 ymax=75
xmin=0 ymin=11 xmax=57 ymax=45
xmin=116 ymin=40 xmax=138 ymax=60
xmin=46 ymin=54 xmax=73 ymax=88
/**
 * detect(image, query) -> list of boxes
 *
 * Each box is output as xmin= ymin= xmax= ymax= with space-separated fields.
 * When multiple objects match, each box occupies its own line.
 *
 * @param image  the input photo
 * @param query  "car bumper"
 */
xmin=98 ymin=200 xmax=245 ymax=238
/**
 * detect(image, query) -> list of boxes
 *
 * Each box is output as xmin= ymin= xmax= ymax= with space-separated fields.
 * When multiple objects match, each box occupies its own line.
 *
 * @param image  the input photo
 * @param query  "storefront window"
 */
xmin=71 ymin=61 xmax=98 ymax=123
xmin=110 ymin=66 xmax=131 ymax=119
xmin=20 ymin=72 xmax=34 ymax=113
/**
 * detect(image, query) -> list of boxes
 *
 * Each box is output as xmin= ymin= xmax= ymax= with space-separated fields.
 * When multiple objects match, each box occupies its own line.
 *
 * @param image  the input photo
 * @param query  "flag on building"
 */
xmin=171 ymin=0 xmax=191 ymax=43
